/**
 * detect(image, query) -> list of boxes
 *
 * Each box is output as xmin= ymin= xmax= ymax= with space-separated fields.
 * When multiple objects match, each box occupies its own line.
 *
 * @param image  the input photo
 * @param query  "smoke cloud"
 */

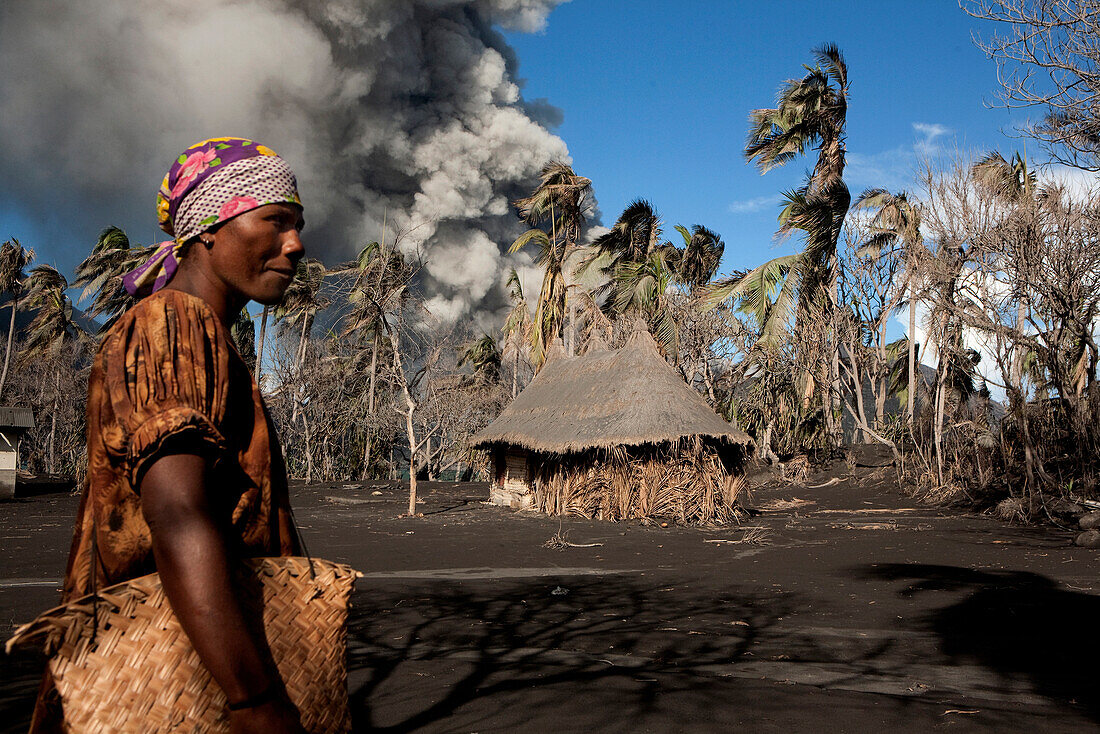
xmin=0 ymin=0 xmax=575 ymax=326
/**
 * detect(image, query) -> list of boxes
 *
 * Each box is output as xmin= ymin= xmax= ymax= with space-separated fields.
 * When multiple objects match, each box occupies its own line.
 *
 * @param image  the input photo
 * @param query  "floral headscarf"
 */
xmin=123 ymin=137 xmax=302 ymax=296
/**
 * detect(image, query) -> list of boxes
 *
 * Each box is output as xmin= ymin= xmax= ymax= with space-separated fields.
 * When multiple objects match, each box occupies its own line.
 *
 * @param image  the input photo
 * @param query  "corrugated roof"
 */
xmin=0 ymin=406 xmax=34 ymax=429
xmin=472 ymin=328 xmax=752 ymax=454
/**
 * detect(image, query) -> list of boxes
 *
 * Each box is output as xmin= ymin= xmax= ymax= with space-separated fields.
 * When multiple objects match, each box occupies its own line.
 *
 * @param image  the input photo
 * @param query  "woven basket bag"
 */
xmin=6 ymin=556 xmax=361 ymax=734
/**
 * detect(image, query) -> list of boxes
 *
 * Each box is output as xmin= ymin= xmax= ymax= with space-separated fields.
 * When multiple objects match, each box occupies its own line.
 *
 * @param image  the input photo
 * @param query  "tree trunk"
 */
xmin=404 ymin=400 xmax=418 ymax=515
xmin=907 ymin=274 xmax=917 ymax=423
xmin=49 ymin=369 xmax=59 ymax=475
xmin=361 ymin=429 xmax=373 ymax=481
xmin=1011 ymin=298 xmax=1026 ymax=396
xmin=829 ymin=268 xmax=843 ymax=448
xmin=512 ymin=346 xmax=518 ymax=399
xmin=842 ymin=400 xmax=902 ymax=463
xmin=702 ymin=359 xmax=717 ymax=405
xmin=297 ymin=313 xmax=311 ymax=369
xmin=427 ymin=436 xmax=438 ymax=481
xmin=0 ymin=302 xmax=17 ymax=400
xmin=852 ymin=362 xmax=870 ymax=444
xmin=360 ymin=332 xmax=380 ymax=476
xmin=302 ymin=410 xmax=314 ymax=483
xmin=876 ymin=315 xmax=888 ymax=426
xmin=368 ymin=331 xmax=379 ymax=414
xmin=761 ymin=418 xmax=778 ymax=463
xmin=567 ymin=293 xmax=576 ymax=357
xmin=256 ymin=305 xmax=269 ymax=377
xmin=933 ymin=358 xmax=948 ymax=487
xmin=387 ymin=323 xmax=420 ymax=515
xmin=291 ymin=314 xmax=311 ymax=424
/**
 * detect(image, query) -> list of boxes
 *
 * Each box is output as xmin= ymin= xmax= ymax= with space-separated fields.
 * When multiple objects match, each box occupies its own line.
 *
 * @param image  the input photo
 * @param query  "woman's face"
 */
xmin=208 ymin=203 xmax=305 ymax=305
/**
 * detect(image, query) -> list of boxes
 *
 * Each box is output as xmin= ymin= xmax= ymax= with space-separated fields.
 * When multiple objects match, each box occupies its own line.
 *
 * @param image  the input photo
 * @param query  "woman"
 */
xmin=32 ymin=137 xmax=308 ymax=734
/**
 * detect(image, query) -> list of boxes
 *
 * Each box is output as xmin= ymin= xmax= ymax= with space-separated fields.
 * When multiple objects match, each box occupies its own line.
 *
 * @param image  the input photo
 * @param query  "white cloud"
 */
xmin=846 ymin=122 xmax=953 ymax=193
xmin=913 ymin=122 xmax=951 ymax=154
xmin=728 ymin=195 xmax=779 ymax=214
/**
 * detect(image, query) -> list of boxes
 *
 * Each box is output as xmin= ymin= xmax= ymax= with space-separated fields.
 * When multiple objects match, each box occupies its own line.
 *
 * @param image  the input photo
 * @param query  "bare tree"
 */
xmin=964 ymin=0 xmax=1100 ymax=169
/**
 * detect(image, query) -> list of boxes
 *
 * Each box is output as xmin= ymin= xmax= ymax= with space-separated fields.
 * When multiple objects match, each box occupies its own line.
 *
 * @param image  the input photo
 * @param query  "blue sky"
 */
xmin=505 ymin=0 xmax=1032 ymax=276
xmin=0 ymin=0 xmax=1037 ymax=298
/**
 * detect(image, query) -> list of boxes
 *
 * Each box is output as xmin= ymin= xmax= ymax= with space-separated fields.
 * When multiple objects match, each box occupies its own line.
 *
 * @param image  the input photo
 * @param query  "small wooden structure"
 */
xmin=490 ymin=447 xmax=534 ymax=509
xmin=472 ymin=328 xmax=754 ymax=523
xmin=0 ymin=406 xmax=33 ymax=499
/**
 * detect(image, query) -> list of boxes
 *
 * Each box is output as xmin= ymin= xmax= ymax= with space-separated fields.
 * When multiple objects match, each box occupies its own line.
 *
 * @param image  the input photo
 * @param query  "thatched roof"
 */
xmin=472 ymin=327 xmax=753 ymax=454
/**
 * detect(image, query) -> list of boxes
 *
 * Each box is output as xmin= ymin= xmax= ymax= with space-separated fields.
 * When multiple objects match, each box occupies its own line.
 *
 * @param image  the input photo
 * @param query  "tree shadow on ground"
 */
xmin=0 ymin=652 xmax=46 ymax=733
xmin=858 ymin=563 xmax=1100 ymax=723
xmin=345 ymin=576 xmax=802 ymax=732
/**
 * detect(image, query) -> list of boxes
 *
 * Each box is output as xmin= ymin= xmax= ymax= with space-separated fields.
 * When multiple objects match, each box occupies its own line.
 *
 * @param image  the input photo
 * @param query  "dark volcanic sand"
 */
xmin=2 ymin=466 xmax=1097 ymax=733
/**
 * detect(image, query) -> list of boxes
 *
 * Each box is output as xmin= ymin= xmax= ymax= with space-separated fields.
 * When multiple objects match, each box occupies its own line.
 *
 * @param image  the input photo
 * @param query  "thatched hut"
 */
xmin=472 ymin=328 xmax=754 ymax=524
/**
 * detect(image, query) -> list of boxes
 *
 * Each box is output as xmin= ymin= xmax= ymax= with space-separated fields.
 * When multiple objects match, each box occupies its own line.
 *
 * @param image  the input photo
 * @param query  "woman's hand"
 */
xmin=141 ymin=451 xmax=304 ymax=732
xmin=229 ymin=698 xmax=307 ymax=734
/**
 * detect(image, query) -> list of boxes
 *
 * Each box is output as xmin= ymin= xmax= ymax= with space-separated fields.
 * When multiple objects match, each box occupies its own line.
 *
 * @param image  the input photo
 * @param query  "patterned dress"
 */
xmin=32 ymin=288 xmax=299 ymax=731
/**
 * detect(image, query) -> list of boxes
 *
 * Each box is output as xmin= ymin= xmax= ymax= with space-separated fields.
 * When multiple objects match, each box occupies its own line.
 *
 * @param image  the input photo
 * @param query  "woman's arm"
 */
xmin=140 ymin=452 xmax=305 ymax=734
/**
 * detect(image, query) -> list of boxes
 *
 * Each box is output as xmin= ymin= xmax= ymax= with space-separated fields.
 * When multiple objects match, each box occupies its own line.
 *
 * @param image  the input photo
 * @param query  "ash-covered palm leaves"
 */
xmin=19 ymin=265 xmax=90 ymax=474
xmin=971 ymin=151 xmax=1037 ymax=202
xmin=509 ymin=161 xmax=592 ymax=368
xmin=609 ymin=245 xmax=680 ymax=352
xmin=706 ymin=44 xmax=850 ymax=384
xmin=852 ymin=188 xmax=924 ymax=421
xmin=501 ymin=268 xmax=532 ymax=397
xmin=0 ymin=239 xmax=34 ymax=399
xmin=576 ymin=201 xmax=727 ymax=355
xmin=513 ymin=161 xmax=593 ymax=246
xmin=672 ymin=225 xmax=725 ymax=291
xmin=72 ymin=227 xmax=155 ymax=332
xmin=342 ymin=240 xmax=409 ymax=342
xmin=746 ymin=43 xmax=848 ymax=187
xmin=458 ymin=333 xmax=502 ymax=384
xmin=19 ymin=265 xmax=90 ymax=365
xmin=579 ymin=200 xmax=679 ymax=353
xmin=582 ymin=199 xmax=664 ymax=278
xmin=275 ymin=257 xmax=329 ymax=369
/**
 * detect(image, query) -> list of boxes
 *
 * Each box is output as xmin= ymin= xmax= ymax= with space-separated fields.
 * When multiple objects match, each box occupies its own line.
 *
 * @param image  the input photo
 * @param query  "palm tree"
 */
xmin=341 ymin=238 xmax=410 ymax=479
xmin=608 ymin=246 xmax=679 ymax=353
xmin=852 ymin=188 xmax=924 ymax=423
xmin=582 ymin=199 xmax=664 ymax=280
xmin=745 ymin=43 xmax=848 ymax=194
xmin=19 ymin=265 xmax=90 ymax=474
xmin=706 ymin=253 xmax=804 ymax=347
xmin=708 ymin=44 xmax=850 ymax=430
xmin=501 ymin=268 xmax=532 ymax=398
xmin=672 ymin=225 xmax=725 ymax=291
xmin=971 ymin=150 xmax=1038 ymax=399
xmin=458 ymin=333 xmax=502 ymax=384
xmin=72 ymin=227 xmax=155 ymax=332
xmin=274 ymin=257 xmax=329 ymax=439
xmin=971 ymin=151 xmax=1037 ymax=202
xmin=0 ymin=239 xmax=34 ymax=400
xmin=578 ymin=199 xmax=681 ymax=352
xmin=275 ymin=257 xmax=329 ymax=370
xmin=343 ymin=239 xmax=408 ymax=412
xmin=509 ymin=161 xmax=592 ymax=367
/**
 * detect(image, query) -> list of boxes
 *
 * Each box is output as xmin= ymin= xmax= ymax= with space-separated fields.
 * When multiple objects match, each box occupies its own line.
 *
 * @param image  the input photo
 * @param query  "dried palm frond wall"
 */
xmin=529 ymin=440 xmax=748 ymax=525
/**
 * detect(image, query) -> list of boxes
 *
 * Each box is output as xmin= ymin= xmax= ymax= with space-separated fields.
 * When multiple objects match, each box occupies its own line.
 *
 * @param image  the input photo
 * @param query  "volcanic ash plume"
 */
xmin=0 ymin=0 xmax=573 ymax=325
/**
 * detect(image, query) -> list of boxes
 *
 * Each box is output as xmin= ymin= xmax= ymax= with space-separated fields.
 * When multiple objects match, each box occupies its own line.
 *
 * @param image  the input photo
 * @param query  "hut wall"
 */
xmin=0 ymin=431 xmax=16 ymax=500
xmin=489 ymin=447 xmax=533 ymax=509
xmin=530 ymin=441 xmax=748 ymax=524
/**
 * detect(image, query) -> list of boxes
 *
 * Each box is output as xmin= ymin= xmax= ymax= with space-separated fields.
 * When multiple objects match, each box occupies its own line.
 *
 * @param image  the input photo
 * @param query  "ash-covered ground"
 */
xmin=2 ymin=463 xmax=1097 ymax=733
